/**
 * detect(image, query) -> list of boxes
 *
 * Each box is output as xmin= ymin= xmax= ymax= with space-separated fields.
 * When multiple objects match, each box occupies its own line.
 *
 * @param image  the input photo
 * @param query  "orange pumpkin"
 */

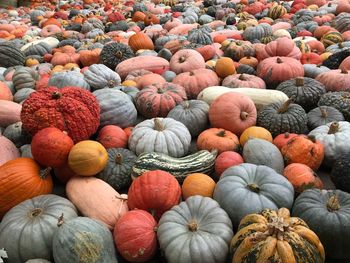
xmin=239 ymin=126 xmax=273 ymax=146
xmin=132 ymin=11 xmax=146 ymax=22
xmin=0 ymin=158 xmax=53 ymax=218
xmin=128 ymin=32 xmax=154 ymax=52
xmin=273 ymin=132 xmax=298 ymax=150
xmin=239 ymin=56 xmax=259 ymax=68
xmin=68 ymin=140 xmax=108 ymax=176
xmin=53 ymin=163 xmax=77 ymax=184
xmin=182 ymin=173 xmax=216 ymax=199
xmin=79 ymin=48 xmax=101 ymax=67
xmin=281 ymin=135 xmax=324 ymax=171
xmin=215 ymin=57 xmax=236 ymax=78
xmin=97 ymin=125 xmax=128 ymax=149
xmin=144 ymin=13 xmax=160 ymax=25
xmin=197 ymin=128 xmax=240 ymax=154
xmin=25 ymin=58 xmax=40 ymax=67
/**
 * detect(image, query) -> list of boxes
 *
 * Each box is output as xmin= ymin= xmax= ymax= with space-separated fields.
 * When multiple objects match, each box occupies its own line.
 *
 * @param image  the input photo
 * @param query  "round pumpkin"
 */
xmin=97 ymin=125 xmax=128 ymax=149
xmin=169 ymin=49 xmax=206 ymax=74
xmin=128 ymin=32 xmax=154 ymax=52
xmin=68 ymin=140 xmax=108 ymax=176
xmin=197 ymin=128 xmax=240 ymax=154
xmin=214 ymin=151 xmax=244 ymax=179
xmin=0 ymin=133 xmax=20 ymax=166
xmin=307 ymin=106 xmax=345 ymax=130
xmin=182 ymin=173 xmax=216 ymax=199
xmin=273 ymin=132 xmax=298 ymax=150
xmin=0 ymin=81 xmax=13 ymax=101
xmin=215 ymin=57 xmax=236 ymax=78
xmin=239 ymin=126 xmax=273 ymax=146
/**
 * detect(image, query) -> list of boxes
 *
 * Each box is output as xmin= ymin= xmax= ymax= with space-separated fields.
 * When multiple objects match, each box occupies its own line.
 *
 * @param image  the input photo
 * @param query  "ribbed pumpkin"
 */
xmin=0 ymin=194 xmax=78 ymax=263
xmin=239 ymin=126 xmax=273 ymax=146
xmin=128 ymin=32 xmax=154 ymax=52
xmin=68 ymin=140 xmax=108 ymax=176
xmin=215 ymin=57 xmax=236 ymax=78
xmin=21 ymin=87 xmax=100 ymax=143
xmin=97 ymin=125 xmax=128 ymax=149
xmin=222 ymin=74 xmax=266 ymax=89
xmin=0 ymin=158 xmax=53 ymax=218
xmin=318 ymin=91 xmax=350 ymax=121
xmin=169 ymin=49 xmax=205 ymax=74
xmin=127 ymin=170 xmax=181 ymax=221
xmin=214 ymin=151 xmax=244 ymax=179
xmin=31 ymin=127 xmax=74 ymax=168
xmin=307 ymin=106 xmax=345 ymax=130
xmin=281 ymin=135 xmax=324 ymax=171
xmin=100 ymin=42 xmax=134 ymax=70
xmin=0 ymin=42 xmax=25 ymax=68
xmin=209 ymin=92 xmax=257 ymax=136
xmin=197 ymin=128 xmax=240 ymax=154
xmin=231 ymin=208 xmax=325 ymax=263
xmin=114 ymin=210 xmax=158 ymax=262
xmin=316 ymin=69 xmax=350 ymax=92
xmin=182 ymin=173 xmax=216 ymax=199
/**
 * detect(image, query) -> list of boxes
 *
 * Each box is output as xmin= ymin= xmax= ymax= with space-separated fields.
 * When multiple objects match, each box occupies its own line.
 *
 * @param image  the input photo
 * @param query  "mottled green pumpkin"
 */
xmin=0 ymin=42 xmax=25 ymax=68
xmin=100 ymin=42 xmax=134 ymax=70
xmin=318 ymin=91 xmax=350 ymax=120
xmin=307 ymin=106 xmax=345 ymax=130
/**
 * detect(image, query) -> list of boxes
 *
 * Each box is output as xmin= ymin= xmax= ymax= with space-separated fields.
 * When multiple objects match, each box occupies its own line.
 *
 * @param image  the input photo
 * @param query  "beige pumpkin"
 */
xmin=0 ymin=135 xmax=20 ymax=166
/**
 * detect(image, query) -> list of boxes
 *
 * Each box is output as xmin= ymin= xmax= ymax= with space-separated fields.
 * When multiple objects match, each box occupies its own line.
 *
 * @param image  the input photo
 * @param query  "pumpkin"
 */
xmin=197 ymin=128 xmax=240 ymax=154
xmin=21 ymin=87 xmax=100 ymax=143
xmin=83 ymin=64 xmax=121 ymax=90
xmin=273 ymin=132 xmax=298 ymax=150
xmin=0 ymin=100 xmax=22 ymax=127
xmin=316 ymin=69 xmax=350 ymax=92
xmin=209 ymin=92 xmax=257 ymax=136
xmin=318 ymin=91 xmax=350 ymax=121
xmin=128 ymin=170 xmax=181 ymax=220
xmin=307 ymin=106 xmax=345 ymax=130
xmin=167 ymin=100 xmax=209 ymax=137
xmin=214 ymin=151 xmax=244 ymax=178
xmin=135 ymin=82 xmax=187 ymax=118
xmin=215 ymin=57 xmax=236 ymax=78
xmin=221 ymin=40 xmax=255 ymax=61
xmin=49 ymin=71 xmax=90 ymax=90
xmin=172 ymin=68 xmax=220 ymax=99
xmin=0 ymin=194 xmax=77 ymax=262
xmin=256 ymin=37 xmax=301 ymax=61
xmin=257 ymin=56 xmax=304 ymax=88
xmin=114 ymin=210 xmax=157 ymax=262
xmin=239 ymin=126 xmax=273 ymax=146
xmin=281 ymin=135 xmax=324 ymax=170
xmin=128 ymin=32 xmax=154 ymax=52
xmin=276 ymin=77 xmax=326 ymax=112
xmin=222 ymin=74 xmax=266 ymax=89
xmin=304 ymin=64 xmax=330 ymax=78
xmin=97 ymin=125 xmax=128 ymax=149
xmin=93 ymin=88 xmax=137 ymax=128
xmin=53 ymin=216 xmax=118 ymax=263
xmin=157 ymin=195 xmax=233 ymax=263
xmin=100 ymin=42 xmax=134 ymax=70
xmin=293 ymin=189 xmax=350 ymax=260
xmin=0 ymin=81 xmax=13 ymax=101
xmin=182 ymin=173 xmax=216 ymax=199
xmin=136 ymin=73 xmax=166 ymax=90
xmin=97 ymin=148 xmax=137 ymax=191
xmin=231 ymin=207 xmax=325 ymax=263
xmin=257 ymin=97 xmax=308 ymax=137
xmin=31 ymin=127 xmax=74 ymax=168
xmin=170 ymin=49 xmax=205 ymax=74
xmin=14 ymin=88 xmax=36 ymax=103
xmin=128 ymin=117 xmax=191 ymax=158
xmin=79 ymin=48 xmax=101 ymax=67
xmin=309 ymin=121 xmax=350 ymax=167
xmin=0 ymin=42 xmax=25 ymax=68
xmin=213 ymin=163 xmax=294 ymax=226
xmin=0 ymin=133 xmax=20 ymax=166
xmin=0 ymin=158 xmax=53 ymax=218
xmin=66 ymin=176 xmax=128 ymax=230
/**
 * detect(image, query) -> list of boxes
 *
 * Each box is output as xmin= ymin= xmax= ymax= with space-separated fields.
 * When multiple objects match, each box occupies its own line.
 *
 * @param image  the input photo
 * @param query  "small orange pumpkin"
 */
xmin=197 ymin=128 xmax=240 ymax=154
xmin=144 ymin=13 xmax=160 ymax=25
xmin=128 ymin=32 xmax=154 ymax=52
xmin=239 ymin=126 xmax=273 ymax=146
xmin=239 ymin=56 xmax=259 ymax=68
xmin=215 ymin=57 xmax=236 ymax=78
xmin=182 ymin=173 xmax=216 ymax=199
xmin=273 ymin=132 xmax=298 ymax=150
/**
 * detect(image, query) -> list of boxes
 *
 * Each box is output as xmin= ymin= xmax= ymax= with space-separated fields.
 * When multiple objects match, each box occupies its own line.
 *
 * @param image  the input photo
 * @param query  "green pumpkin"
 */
xmin=318 ymin=91 xmax=350 ymax=120
xmin=331 ymin=151 xmax=350 ymax=192
xmin=48 ymin=71 xmax=90 ymax=90
xmin=3 ymin=121 xmax=32 ymax=147
xmin=12 ymin=67 xmax=39 ymax=91
xmin=292 ymin=189 xmax=350 ymax=260
xmin=0 ymin=194 xmax=78 ymax=263
xmin=100 ymin=42 xmax=134 ymax=70
xmin=157 ymin=195 xmax=233 ymax=263
xmin=242 ymin=23 xmax=273 ymax=42
xmin=97 ymin=148 xmax=137 ymax=191
xmin=52 ymin=217 xmax=118 ymax=263
xmin=0 ymin=42 xmax=25 ymax=68
xmin=187 ymin=26 xmax=213 ymax=45
xmin=14 ymin=88 xmax=36 ymax=103
xmin=24 ymin=42 xmax=52 ymax=57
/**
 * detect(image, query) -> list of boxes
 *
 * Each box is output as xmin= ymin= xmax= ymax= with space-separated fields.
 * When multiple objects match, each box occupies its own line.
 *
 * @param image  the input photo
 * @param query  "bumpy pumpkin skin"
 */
xmin=157 ymin=195 xmax=233 ymax=263
xmin=52 ymin=217 xmax=118 ymax=263
xmin=231 ymin=208 xmax=325 ymax=263
xmin=293 ymin=189 xmax=350 ymax=260
xmin=331 ymin=151 xmax=350 ymax=192
xmin=21 ymin=86 xmax=100 ymax=143
xmin=0 ymin=194 xmax=78 ymax=263
xmin=318 ymin=91 xmax=350 ymax=121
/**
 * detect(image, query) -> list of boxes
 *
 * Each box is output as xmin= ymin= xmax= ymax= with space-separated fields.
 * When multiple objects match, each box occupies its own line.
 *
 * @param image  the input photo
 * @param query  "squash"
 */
xmin=12 ymin=67 xmax=39 ymax=91
xmin=292 ymin=189 xmax=350 ymax=260
xmin=66 ymin=176 xmax=128 ymax=230
xmin=307 ymin=106 xmax=345 ymax=130
xmin=197 ymin=128 xmax=240 ymax=154
xmin=231 ymin=207 xmax=325 ymax=263
xmin=273 ymin=132 xmax=298 ymax=150
xmin=0 ymin=100 xmax=21 ymax=127
xmin=132 ymin=150 xmax=217 ymax=184
xmin=182 ymin=173 xmax=216 ymax=199
xmin=197 ymin=86 xmax=289 ymax=110
xmin=318 ymin=91 xmax=350 ymax=121
xmin=170 ymin=49 xmax=205 ymax=74
xmin=0 ymin=194 xmax=78 ymax=262
xmin=222 ymin=74 xmax=266 ymax=89
xmin=52 ymin=216 xmax=118 ymax=263
xmin=83 ymin=64 xmax=121 ymax=90
xmin=239 ymin=126 xmax=273 ymax=146
xmin=214 ymin=151 xmax=244 ymax=178
xmin=100 ymin=42 xmax=134 ymax=70
xmin=96 ymin=125 xmax=128 ymax=149
xmin=49 ymin=71 xmax=90 ymax=90
xmin=213 ymin=163 xmax=294 ymax=226
xmin=0 ymin=133 xmax=20 ymax=166
xmin=0 ymin=42 xmax=25 ymax=68
xmin=157 ymin=195 xmax=233 ymax=263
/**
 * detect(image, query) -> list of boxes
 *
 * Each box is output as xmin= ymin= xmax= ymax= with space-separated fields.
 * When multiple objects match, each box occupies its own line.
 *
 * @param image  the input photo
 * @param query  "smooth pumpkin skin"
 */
xmin=292 ymin=189 xmax=350 ymax=260
xmin=66 ymin=176 xmax=128 ymax=230
xmin=0 ymin=194 xmax=78 ymax=263
xmin=214 ymin=151 xmax=244 ymax=178
xmin=68 ymin=140 xmax=108 ymax=176
xmin=0 ymin=81 xmax=13 ymax=101
xmin=239 ymin=126 xmax=273 ymax=146
xmin=182 ymin=173 xmax=216 ymax=199
xmin=53 ymin=217 xmax=118 ymax=263
xmin=197 ymin=128 xmax=240 ymax=154
xmin=0 ymin=134 xmax=20 ymax=166
xmin=114 ymin=210 xmax=157 ymax=262
xmin=213 ymin=163 xmax=294 ymax=226
xmin=97 ymin=125 xmax=128 ymax=149
xmin=157 ymin=195 xmax=233 ymax=263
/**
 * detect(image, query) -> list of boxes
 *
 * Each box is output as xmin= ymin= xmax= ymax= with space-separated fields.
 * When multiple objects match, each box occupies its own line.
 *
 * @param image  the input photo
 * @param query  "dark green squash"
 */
xmin=97 ymin=148 xmax=137 ymax=191
xmin=187 ymin=26 xmax=213 ymax=45
xmin=292 ymin=189 xmax=350 ymax=260
xmin=322 ymin=49 xmax=350 ymax=69
xmin=236 ymin=64 xmax=257 ymax=75
xmin=3 ymin=122 xmax=32 ymax=147
xmin=100 ymin=42 xmax=134 ymax=70
xmin=0 ymin=42 xmax=25 ymax=68
xmin=331 ymin=151 xmax=350 ymax=192
xmin=24 ymin=42 xmax=52 ymax=57
xmin=276 ymin=77 xmax=326 ymax=112
xmin=307 ymin=106 xmax=345 ymax=130
xmin=318 ymin=91 xmax=350 ymax=120
xmin=257 ymin=97 xmax=308 ymax=137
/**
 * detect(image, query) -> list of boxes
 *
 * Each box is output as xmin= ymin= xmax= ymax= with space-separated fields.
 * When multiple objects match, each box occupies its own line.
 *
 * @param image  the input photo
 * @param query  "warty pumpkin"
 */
xmin=0 ymin=158 xmax=53 ymax=218
xmin=273 ymin=132 xmax=298 ymax=150
xmin=318 ymin=91 xmax=350 ymax=121
xmin=100 ymin=42 xmax=134 ymax=70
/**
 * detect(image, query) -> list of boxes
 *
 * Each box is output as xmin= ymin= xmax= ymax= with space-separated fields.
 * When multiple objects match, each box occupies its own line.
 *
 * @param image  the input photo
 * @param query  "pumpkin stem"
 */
xmin=39 ymin=167 xmax=52 ymax=179
xmin=189 ymin=71 xmax=195 ymax=76
xmin=247 ymin=183 xmax=260 ymax=193
xmin=327 ymin=194 xmax=340 ymax=212
xmin=267 ymin=217 xmax=290 ymax=241
xmin=240 ymin=111 xmax=249 ymax=120
xmin=179 ymin=56 xmax=186 ymax=63
xmin=188 ymin=220 xmax=198 ymax=232
xmin=278 ymin=96 xmax=295 ymax=113
xmin=216 ymin=130 xmax=226 ymax=137
xmin=307 ymin=135 xmax=317 ymax=143
xmin=115 ymin=51 xmax=123 ymax=59
xmin=182 ymin=100 xmax=190 ymax=109
xmin=116 ymin=194 xmax=128 ymax=217
xmin=57 ymin=213 xmax=64 ymax=227
xmin=239 ymin=74 xmax=246 ymax=81
xmin=154 ymin=118 xmax=164 ymax=131
xmin=30 ymin=208 xmax=43 ymax=218
xmin=320 ymin=107 xmax=328 ymax=118
xmin=341 ymin=68 xmax=348 ymax=74
xmin=51 ymin=91 xmax=62 ymax=100
xmin=284 ymin=132 xmax=290 ymax=138
xmin=338 ymin=43 xmax=344 ymax=48
xmin=107 ymin=79 xmax=116 ymax=88
xmin=328 ymin=122 xmax=339 ymax=134
xmin=276 ymin=57 xmax=283 ymax=64
xmin=115 ymin=153 xmax=123 ymax=164
xmin=295 ymin=77 xmax=304 ymax=86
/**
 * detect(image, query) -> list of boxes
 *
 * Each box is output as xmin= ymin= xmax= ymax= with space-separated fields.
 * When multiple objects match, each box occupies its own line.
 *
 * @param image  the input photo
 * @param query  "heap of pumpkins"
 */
xmin=1 ymin=0 xmax=350 ymax=262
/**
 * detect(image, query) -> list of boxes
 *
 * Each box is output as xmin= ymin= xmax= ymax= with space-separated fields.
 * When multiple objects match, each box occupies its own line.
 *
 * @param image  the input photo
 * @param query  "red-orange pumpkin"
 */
xmin=273 ymin=132 xmax=298 ymax=150
xmin=97 ymin=125 xmax=128 ymax=149
xmin=197 ymin=128 xmax=240 ymax=154
xmin=214 ymin=151 xmax=244 ymax=178
xmin=128 ymin=32 xmax=154 ymax=52
xmin=136 ymin=73 xmax=166 ymax=90
xmin=53 ymin=163 xmax=77 ymax=184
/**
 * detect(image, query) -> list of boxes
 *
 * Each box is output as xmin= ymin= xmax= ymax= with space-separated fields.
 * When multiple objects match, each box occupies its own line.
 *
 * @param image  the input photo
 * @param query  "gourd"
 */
xmin=0 ymin=42 xmax=25 ymax=67
xmin=197 ymin=128 xmax=240 ymax=154
xmin=83 ymin=64 xmax=121 ymax=90
xmin=0 ymin=100 xmax=22 ymax=127
xmin=318 ymin=91 xmax=350 ymax=121
xmin=157 ymin=195 xmax=233 ymax=263
xmin=12 ymin=67 xmax=39 ymax=91
xmin=100 ymin=42 xmax=134 ymax=70
xmin=307 ymin=106 xmax=345 ymax=130
xmin=331 ymin=151 xmax=350 ymax=192
xmin=0 ymin=133 xmax=20 ymax=166
xmin=132 ymin=150 xmax=217 ymax=184
xmin=48 ymin=71 xmax=90 ymax=90
xmin=182 ymin=173 xmax=216 ymax=199
xmin=0 ymin=194 xmax=78 ymax=263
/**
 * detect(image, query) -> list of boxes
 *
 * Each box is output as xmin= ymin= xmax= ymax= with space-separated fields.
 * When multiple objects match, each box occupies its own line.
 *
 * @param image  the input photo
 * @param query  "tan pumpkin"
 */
xmin=170 ymin=49 xmax=206 ymax=74
xmin=68 ymin=140 xmax=108 ymax=176
xmin=181 ymin=173 xmax=216 ymax=199
xmin=239 ymin=126 xmax=273 ymax=146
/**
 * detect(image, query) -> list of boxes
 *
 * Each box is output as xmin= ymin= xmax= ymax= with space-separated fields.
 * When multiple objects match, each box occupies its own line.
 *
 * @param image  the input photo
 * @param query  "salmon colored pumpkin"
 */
xmin=182 ymin=173 xmax=216 ymax=199
xmin=66 ymin=176 xmax=128 ymax=230
xmin=0 ymin=81 xmax=13 ymax=101
xmin=136 ymin=73 xmax=166 ymax=90
xmin=68 ymin=140 xmax=108 ymax=176
xmin=0 ymin=100 xmax=21 ymax=127
xmin=124 ymin=127 xmax=134 ymax=139
xmin=0 ymin=158 xmax=53 ymax=218
xmin=97 ymin=125 xmax=128 ymax=149
xmin=273 ymin=132 xmax=298 ymax=150
xmin=0 ymin=135 xmax=20 ymax=166
xmin=197 ymin=128 xmax=240 ymax=154
xmin=214 ymin=151 xmax=244 ymax=178
xmin=239 ymin=126 xmax=273 ymax=146
xmin=31 ymin=127 xmax=74 ymax=168
xmin=170 ymin=49 xmax=205 ymax=74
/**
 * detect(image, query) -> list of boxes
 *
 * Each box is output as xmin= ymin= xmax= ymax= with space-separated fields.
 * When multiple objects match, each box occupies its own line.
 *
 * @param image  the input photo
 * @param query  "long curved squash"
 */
xmin=197 ymin=86 xmax=289 ymax=110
